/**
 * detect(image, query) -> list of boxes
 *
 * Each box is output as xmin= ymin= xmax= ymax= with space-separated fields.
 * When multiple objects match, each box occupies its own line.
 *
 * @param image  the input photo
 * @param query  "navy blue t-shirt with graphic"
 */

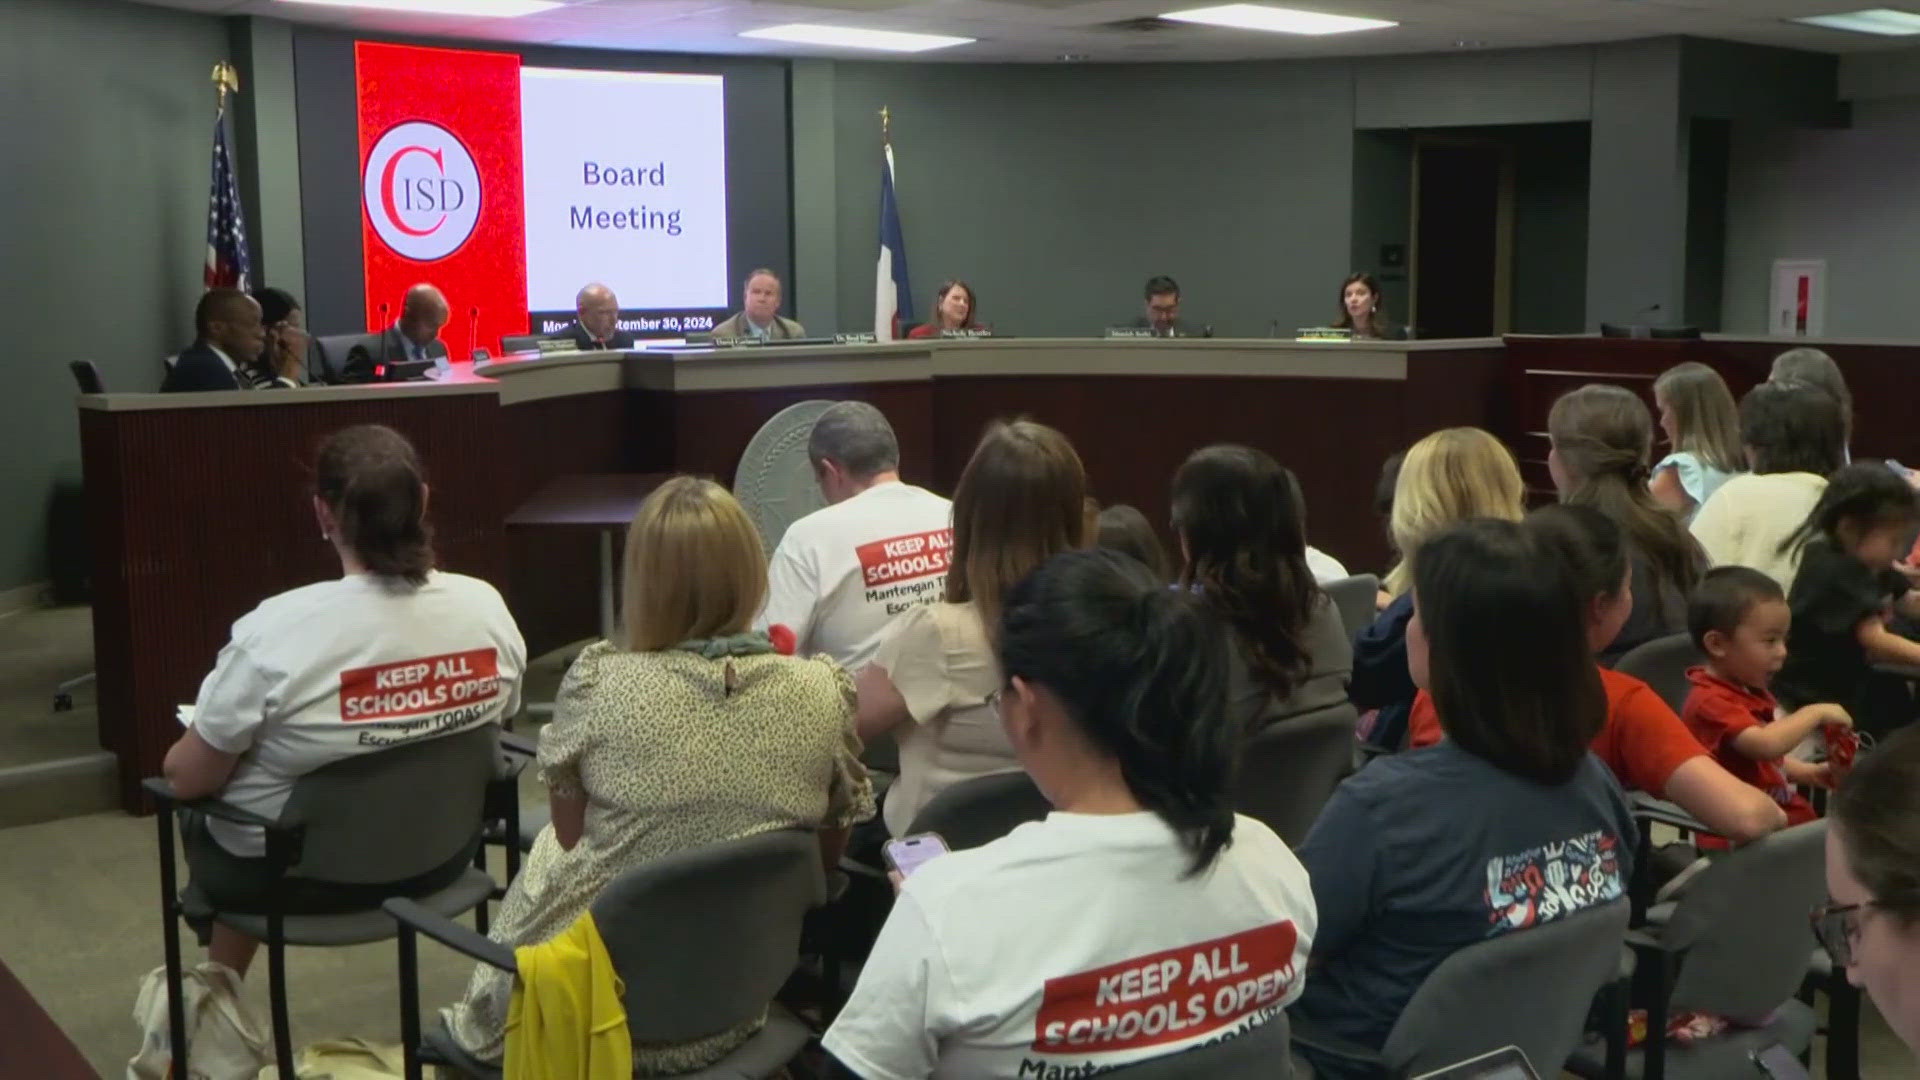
xmin=1290 ymin=739 xmax=1635 ymax=1067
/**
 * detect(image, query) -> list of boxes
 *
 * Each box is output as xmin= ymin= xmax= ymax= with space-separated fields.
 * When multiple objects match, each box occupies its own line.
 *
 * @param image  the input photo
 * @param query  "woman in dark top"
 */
xmin=1172 ymin=445 xmax=1351 ymax=729
xmin=1548 ymin=383 xmax=1706 ymax=665
xmin=1334 ymin=272 xmax=1405 ymax=341
xmin=1292 ymin=519 xmax=1634 ymax=1075
xmin=1775 ymin=463 xmax=1920 ymax=738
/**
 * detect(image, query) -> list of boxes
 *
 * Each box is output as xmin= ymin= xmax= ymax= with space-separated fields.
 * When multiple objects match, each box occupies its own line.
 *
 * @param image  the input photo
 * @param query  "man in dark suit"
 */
xmin=1127 ymin=274 xmax=1204 ymax=337
xmin=161 ymin=289 xmax=297 ymax=392
xmin=556 ymin=283 xmax=635 ymax=351
xmin=340 ymin=283 xmax=452 ymax=379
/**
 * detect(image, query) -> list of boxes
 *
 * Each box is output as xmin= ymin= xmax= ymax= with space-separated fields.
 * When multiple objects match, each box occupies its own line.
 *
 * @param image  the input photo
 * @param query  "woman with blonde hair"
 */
xmin=856 ymin=419 xmax=1087 ymax=838
xmin=1649 ymin=361 xmax=1744 ymax=519
xmin=1353 ymin=428 xmax=1524 ymax=751
xmin=443 ymin=476 xmax=873 ymax=1072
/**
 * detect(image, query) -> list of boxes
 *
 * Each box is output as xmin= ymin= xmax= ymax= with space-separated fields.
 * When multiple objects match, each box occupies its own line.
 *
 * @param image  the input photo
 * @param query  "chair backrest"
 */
xmin=69 ymin=360 xmax=104 ymax=394
xmin=1383 ymin=898 xmax=1631 ymax=1075
xmin=277 ymin=723 xmax=497 ymax=884
xmin=1102 ymin=1011 xmax=1293 ymax=1077
xmin=1612 ymin=633 xmax=1701 ymax=715
xmin=313 ymin=332 xmax=374 ymax=382
xmin=1234 ymin=702 xmax=1359 ymax=847
xmin=1660 ymin=819 xmax=1827 ymax=1021
xmin=500 ymin=334 xmax=543 ymax=354
xmin=905 ymin=770 xmax=1053 ymax=851
xmin=592 ymin=828 xmax=825 ymax=1043
xmin=1324 ymin=574 xmax=1380 ymax=643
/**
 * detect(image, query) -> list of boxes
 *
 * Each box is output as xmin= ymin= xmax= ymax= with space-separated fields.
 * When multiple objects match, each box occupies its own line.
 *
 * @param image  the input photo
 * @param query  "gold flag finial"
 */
xmin=880 ymin=105 xmax=891 ymax=141
xmin=212 ymin=61 xmax=241 ymax=115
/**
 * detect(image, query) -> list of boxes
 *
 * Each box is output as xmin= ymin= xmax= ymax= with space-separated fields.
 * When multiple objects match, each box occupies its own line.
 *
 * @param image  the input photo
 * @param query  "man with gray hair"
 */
xmin=759 ymin=401 xmax=952 ymax=668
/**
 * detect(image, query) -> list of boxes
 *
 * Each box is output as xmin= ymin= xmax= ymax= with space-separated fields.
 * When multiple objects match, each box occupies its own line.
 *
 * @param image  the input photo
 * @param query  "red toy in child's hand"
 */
xmin=1826 ymin=722 xmax=1861 ymax=772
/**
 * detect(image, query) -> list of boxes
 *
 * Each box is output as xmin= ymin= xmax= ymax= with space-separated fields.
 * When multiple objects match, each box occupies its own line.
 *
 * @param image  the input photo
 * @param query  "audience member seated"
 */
xmin=1094 ymin=503 xmax=1170 ymax=581
xmin=1333 ymin=271 xmax=1405 ymax=341
xmin=1353 ymin=427 xmax=1523 ymax=751
xmin=1409 ymin=505 xmax=1786 ymax=843
xmin=161 ymin=288 xmax=288 ymax=392
xmin=1774 ymin=463 xmax=1920 ymax=740
xmin=1291 ymin=518 xmax=1634 ymax=1074
xmin=1548 ymin=383 xmax=1705 ymax=664
xmin=712 ymin=268 xmax=805 ymax=341
xmin=824 ymin=549 xmax=1315 ymax=1077
xmin=1371 ymin=450 xmax=1405 ymax=610
xmin=161 ymin=424 xmax=526 ymax=978
xmin=1172 ymin=445 xmax=1351 ymax=728
xmin=1823 ymin=724 xmax=1920 ymax=1061
xmin=1650 ymin=361 xmax=1744 ymax=520
xmin=1770 ymin=346 xmax=1853 ymax=458
xmin=905 ymin=279 xmax=978 ymax=338
xmin=1680 ymin=566 xmax=1846 ymax=848
xmin=250 ymin=287 xmax=309 ymax=388
xmin=855 ymin=420 xmax=1086 ymax=840
xmin=759 ymin=401 xmax=952 ymax=670
xmin=443 ymin=476 xmax=873 ymax=1070
xmin=1690 ymin=380 xmax=1847 ymax=589
xmin=556 ymin=282 xmax=634 ymax=351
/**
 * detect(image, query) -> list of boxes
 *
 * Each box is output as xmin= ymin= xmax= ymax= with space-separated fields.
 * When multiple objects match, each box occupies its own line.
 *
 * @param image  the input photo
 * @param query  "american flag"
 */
xmin=204 ymin=114 xmax=251 ymax=291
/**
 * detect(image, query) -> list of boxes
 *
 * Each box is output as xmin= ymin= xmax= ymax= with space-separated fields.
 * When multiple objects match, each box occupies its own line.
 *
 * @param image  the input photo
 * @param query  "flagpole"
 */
xmin=211 ymin=61 xmax=239 ymax=119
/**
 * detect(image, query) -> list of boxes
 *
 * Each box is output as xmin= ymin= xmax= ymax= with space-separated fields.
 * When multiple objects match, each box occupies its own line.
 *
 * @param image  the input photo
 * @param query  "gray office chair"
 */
xmin=1234 ymin=701 xmax=1359 ymax=847
xmin=906 ymin=770 xmax=1053 ymax=851
xmin=388 ymin=828 xmax=828 ymax=1080
xmin=1566 ymin=821 xmax=1827 ymax=1079
xmin=1104 ymin=1011 xmax=1293 ymax=1077
xmin=1295 ymin=898 xmax=1631 ymax=1079
xmin=313 ymin=332 xmax=374 ymax=382
xmin=1612 ymin=633 xmax=1702 ymax=716
xmin=1324 ymin=574 xmax=1381 ymax=643
xmin=146 ymin=724 xmax=509 ymax=1080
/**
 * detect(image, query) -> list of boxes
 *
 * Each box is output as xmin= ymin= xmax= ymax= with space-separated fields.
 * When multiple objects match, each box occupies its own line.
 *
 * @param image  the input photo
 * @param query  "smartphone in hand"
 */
xmin=883 ymin=833 xmax=951 ymax=880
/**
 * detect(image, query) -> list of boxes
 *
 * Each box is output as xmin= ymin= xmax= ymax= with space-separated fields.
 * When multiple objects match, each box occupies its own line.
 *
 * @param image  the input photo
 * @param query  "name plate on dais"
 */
xmin=833 ymin=332 xmax=879 ymax=345
xmin=940 ymin=328 xmax=994 ymax=339
xmin=1105 ymin=327 xmax=1156 ymax=339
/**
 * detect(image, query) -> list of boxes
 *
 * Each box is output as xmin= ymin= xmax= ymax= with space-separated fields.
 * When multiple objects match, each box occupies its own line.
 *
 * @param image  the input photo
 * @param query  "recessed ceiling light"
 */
xmin=275 ymin=0 xmax=562 ymax=15
xmin=1791 ymin=8 xmax=1920 ymax=35
xmin=739 ymin=24 xmax=975 ymax=53
xmin=1161 ymin=3 xmax=1397 ymax=35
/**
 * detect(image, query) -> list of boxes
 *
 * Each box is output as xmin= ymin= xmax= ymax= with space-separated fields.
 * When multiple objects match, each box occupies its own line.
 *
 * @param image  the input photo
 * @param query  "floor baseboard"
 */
xmin=0 ymin=582 xmax=50 ymax=619
xmin=0 ymin=754 xmax=117 ymax=830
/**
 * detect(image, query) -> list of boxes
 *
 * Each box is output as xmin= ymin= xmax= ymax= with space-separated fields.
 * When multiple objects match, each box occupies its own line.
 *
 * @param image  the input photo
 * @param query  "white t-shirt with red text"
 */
xmin=188 ymin=571 xmax=526 ymax=857
xmin=823 ymin=811 xmax=1316 ymax=1079
xmin=759 ymin=481 xmax=953 ymax=671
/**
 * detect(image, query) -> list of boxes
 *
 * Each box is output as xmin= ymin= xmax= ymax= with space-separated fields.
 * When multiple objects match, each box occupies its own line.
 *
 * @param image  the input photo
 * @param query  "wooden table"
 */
xmin=0 ymin=955 xmax=96 ymax=1079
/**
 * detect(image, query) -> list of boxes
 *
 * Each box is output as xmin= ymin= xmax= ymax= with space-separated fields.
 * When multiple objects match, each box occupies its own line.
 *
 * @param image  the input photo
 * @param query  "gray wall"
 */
xmin=816 ymin=61 xmax=1355 ymax=338
xmin=1722 ymin=94 xmax=1920 ymax=337
xmin=0 ymin=0 xmax=228 ymax=592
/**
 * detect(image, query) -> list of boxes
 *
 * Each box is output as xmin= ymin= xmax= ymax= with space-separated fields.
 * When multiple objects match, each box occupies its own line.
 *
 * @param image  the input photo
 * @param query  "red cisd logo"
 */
xmin=362 ymin=121 xmax=482 ymax=262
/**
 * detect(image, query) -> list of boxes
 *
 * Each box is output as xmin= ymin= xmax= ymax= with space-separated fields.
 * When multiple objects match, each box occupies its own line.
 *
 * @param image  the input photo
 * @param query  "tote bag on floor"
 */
xmin=128 ymin=961 xmax=271 ymax=1080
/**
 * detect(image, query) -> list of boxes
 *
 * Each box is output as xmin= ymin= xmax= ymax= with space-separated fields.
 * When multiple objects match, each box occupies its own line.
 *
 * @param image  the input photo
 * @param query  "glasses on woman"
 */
xmin=1811 ymin=901 xmax=1876 ymax=968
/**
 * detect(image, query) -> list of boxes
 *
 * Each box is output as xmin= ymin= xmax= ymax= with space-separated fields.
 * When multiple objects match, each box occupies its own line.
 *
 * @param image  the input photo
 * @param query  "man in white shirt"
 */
xmin=759 ymin=401 xmax=952 ymax=671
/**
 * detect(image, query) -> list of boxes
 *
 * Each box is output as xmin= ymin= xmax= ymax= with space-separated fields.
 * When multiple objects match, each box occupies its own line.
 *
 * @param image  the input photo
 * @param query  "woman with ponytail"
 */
xmin=1548 ymin=383 xmax=1706 ymax=664
xmin=825 ymin=549 xmax=1316 ymax=1077
xmin=162 ymin=425 xmax=527 ymax=982
xmin=1293 ymin=520 xmax=1636 ymax=1075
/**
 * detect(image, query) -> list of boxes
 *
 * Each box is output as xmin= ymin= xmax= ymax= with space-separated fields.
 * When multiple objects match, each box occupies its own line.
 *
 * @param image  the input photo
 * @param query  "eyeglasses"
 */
xmin=1811 ymin=901 xmax=1877 ymax=968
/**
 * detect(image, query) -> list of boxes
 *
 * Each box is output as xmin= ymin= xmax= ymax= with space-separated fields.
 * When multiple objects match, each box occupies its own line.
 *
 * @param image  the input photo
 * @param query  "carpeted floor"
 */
xmin=0 ymin=605 xmax=101 ymax=771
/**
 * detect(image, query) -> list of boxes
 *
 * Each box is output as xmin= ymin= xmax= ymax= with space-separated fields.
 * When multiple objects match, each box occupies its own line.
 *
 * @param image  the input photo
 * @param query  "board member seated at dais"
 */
xmin=1128 ymin=274 xmax=1197 ymax=337
xmin=906 ymin=280 xmax=979 ymax=338
xmin=555 ymin=282 xmax=635 ymax=351
xmin=713 ymin=269 xmax=805 ymax=341
xmin=162 ymin=289 xmax=298 ymax=392
xmin=161 ymin=424 xmax=527 ymax=983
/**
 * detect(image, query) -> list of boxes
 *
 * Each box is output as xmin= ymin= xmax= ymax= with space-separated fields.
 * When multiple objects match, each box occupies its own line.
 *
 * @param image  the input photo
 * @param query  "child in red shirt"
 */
xmin=1681 ymin=565 xmax=1851 ymax=847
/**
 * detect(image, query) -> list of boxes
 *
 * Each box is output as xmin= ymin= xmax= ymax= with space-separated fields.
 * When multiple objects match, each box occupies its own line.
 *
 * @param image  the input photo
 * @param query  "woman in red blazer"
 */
xmin=907 ymin=280 xmax=978 ymax=338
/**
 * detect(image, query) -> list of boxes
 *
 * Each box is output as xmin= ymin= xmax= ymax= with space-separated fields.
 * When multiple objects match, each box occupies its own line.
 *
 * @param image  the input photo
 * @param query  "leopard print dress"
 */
xmin=443 ymin=641 xmax=874 ymax=1073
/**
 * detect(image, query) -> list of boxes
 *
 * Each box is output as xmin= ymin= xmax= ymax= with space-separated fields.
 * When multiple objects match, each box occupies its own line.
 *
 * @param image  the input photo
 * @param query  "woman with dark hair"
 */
xmin=906 ymin=280 xmax=979 ymax=338
xmin=1173 ymin=445 xmax=1351 ymax=728
xmin=1822 ymin=724 xmax=1920 ymax=1058
xmin=825 ymin=549 xmax=1316 ymax=1076
xmin=249 ymin=286 xmax=309 ymax=387
xmin=162 ymin=424 xmax=527 ymax=981
xmin=856 ymin=419 xmax=1088 ymax=837
xmin=1292 ymin=519 xmax=1634 ymax=1072
xmin=1548 ymin=383 xmax=1707 ymax=664
xmin=1334 ymin=272 xmax=1404 ymax=340
xmin=1691 ymin=381 xmax=1847 ymax=589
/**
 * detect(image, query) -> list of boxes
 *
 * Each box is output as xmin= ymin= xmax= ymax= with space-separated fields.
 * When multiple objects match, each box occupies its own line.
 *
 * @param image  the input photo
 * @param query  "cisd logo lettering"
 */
xmin=362 ymin=121 xmax=481 ymax=262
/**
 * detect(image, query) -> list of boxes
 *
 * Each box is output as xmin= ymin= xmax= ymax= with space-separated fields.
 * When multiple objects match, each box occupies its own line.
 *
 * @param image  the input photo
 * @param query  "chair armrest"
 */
xmin=384 ymin=898 xmax=515 ymax=972
xmin=1289 ymin=1015 xmax=1393 ymax=1078
xmin=1628 ymin=791 xmax=1709 ymax=834
xmin=499 ymin=730 xmax=537 ymax=758
xmin=140 ymin=777 xmax=281 ymax=830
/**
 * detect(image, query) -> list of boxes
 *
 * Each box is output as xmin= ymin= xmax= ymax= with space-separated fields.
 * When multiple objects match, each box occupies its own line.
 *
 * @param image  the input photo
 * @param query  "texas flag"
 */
xmin=874 ymin=142 xmax=913 ymax=341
